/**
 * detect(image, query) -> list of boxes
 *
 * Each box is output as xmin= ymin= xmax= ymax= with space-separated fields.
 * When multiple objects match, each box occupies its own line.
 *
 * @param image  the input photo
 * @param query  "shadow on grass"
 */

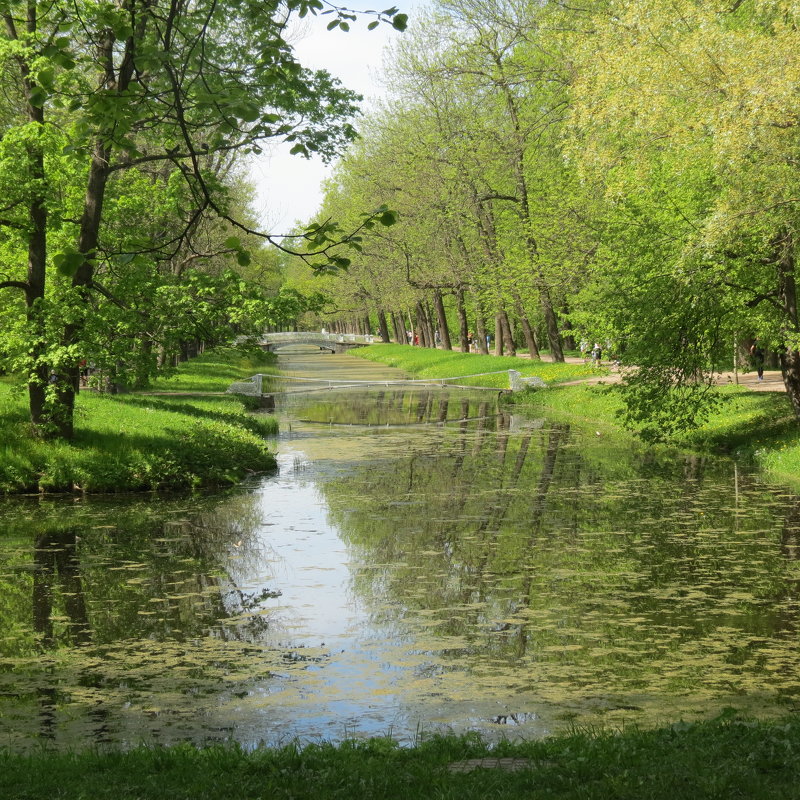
xmin=93 ymin=395 xmax=277 ymax=436
xmin=681 ymin=390 xmax=797 ymax=452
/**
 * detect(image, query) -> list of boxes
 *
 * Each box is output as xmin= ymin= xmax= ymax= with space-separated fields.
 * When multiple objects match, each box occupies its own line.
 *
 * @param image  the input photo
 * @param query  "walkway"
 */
xmin=469 ymin=349 xmax=786 ymax=392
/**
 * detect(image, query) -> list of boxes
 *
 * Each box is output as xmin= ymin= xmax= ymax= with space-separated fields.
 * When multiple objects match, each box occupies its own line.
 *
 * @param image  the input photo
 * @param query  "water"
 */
xmin=1 ymin=350 xmax=799 ymax=751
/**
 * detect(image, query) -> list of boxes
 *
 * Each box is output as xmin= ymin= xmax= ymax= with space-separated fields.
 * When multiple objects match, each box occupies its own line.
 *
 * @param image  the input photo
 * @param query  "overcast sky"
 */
xmin=251 ymin=3 xmax=422 ymax=236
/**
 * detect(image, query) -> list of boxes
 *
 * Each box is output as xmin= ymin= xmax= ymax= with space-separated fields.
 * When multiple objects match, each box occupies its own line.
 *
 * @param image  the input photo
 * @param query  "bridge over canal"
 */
xmin=259 ymin=332 xmax=375 ymax=353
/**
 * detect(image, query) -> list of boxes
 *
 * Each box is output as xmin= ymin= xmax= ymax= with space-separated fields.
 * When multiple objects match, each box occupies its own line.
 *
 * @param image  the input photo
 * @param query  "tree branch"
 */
xmin=0 ymin=279 xmax=29 ymax=291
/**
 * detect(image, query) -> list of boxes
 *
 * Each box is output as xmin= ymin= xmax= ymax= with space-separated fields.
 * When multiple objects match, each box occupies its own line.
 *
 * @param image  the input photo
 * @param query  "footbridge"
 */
xmin=259 ymin=331 xmax=375 ymax=353
xmin=227 ymin=369 xmax=543 ymax=399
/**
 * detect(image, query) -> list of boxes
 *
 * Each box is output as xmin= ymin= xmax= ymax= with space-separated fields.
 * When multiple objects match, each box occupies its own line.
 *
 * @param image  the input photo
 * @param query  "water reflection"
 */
xmin=0 ymin=353 xmax=799 ymax=751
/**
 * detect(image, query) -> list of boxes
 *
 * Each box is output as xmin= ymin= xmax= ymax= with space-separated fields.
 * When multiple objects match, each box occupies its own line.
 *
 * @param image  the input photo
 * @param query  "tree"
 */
xmin=0 ymin=0 xmax=406 ymax=437
xmin=564 ymin=0 xmax=800 ymax=432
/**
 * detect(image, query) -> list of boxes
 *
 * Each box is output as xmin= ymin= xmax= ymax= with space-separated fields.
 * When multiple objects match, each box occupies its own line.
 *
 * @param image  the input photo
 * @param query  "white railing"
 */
xmin=227 ymin=369 xmax=547 ymax=396
xmin=260 ymin=331 xmax=377 ymax=345
xmin=227 ymin=374 xmax=263 ymax=396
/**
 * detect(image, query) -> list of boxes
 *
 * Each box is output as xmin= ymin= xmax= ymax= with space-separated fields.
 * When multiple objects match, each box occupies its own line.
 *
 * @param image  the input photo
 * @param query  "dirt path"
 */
xmin=516 ymin=352 xmax=786 ymax=392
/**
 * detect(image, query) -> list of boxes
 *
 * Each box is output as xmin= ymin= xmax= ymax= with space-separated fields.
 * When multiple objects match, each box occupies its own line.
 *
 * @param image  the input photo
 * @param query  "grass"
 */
xmin=1 ymin=714 xmax=799 ymax=799
xmin=503 ymin=375 xmax=800 ymax=488
xmin=351 ymin=343 xmax=599 ymax=388
xmin=147 ymin=346 xmax=278 ymax=393
xmin=0 ymin=348 xmax=279 ymax=494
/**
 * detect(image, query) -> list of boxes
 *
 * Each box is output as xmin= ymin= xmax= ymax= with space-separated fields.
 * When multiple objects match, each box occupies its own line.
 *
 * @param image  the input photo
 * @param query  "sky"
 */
xmin=251 ymin=3 xmax=420 ymax=236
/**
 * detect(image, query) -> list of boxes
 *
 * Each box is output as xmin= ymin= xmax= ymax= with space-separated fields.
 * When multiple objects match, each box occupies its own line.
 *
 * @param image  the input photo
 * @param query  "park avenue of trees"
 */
xmin=5 ymin=0 xmax=800 ymax=443
xmin=284 ymin=0 xmax=800 ymax=439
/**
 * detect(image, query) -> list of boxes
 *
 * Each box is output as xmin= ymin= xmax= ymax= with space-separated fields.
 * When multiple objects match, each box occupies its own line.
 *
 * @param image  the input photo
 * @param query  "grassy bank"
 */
xmin=2 ymin=715 xmax=798 ymax=799
xmin=0 ymin=348 xmax=278 ymax=494
xmin=351 ymin=343 xmax=598 ymax=387
xmin=504 ymin=381 xmax=800 ymax=485
xmin=352 ymin=344 xmax=800 ymax=486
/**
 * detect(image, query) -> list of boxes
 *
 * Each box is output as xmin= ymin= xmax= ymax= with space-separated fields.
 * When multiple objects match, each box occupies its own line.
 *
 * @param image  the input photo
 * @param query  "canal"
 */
xmin=1 ymin=350 xmax=799 ymax=751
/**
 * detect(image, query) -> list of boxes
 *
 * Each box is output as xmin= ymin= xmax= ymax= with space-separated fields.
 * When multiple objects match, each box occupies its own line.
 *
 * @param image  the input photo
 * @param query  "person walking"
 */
xmin=750 ymin=341 xmax=765 ymax=381
xmin=591 ymin=342 xmax=602 ymax=367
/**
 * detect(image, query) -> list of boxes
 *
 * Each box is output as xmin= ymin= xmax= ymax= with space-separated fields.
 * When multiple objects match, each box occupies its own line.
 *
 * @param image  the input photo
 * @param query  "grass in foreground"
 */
xmin=0 ymin=348 xmax=278 ymax=494
xmin=1 ymin=715 xmax=798 ymax=799
xmin=351 ymin=343 xmax=599 ymax=388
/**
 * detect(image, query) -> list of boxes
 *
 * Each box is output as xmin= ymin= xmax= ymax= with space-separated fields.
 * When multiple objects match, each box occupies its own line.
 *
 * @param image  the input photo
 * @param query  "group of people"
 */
xmin=466 ymin=332 xmax=490 ymax=352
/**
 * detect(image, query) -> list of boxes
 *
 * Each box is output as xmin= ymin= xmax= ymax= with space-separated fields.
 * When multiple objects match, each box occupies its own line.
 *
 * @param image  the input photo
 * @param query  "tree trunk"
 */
xmin=781 ymin=350 xmax=800 ymax=420
xmin=457 ymin=287 xmax=470 ymax=352
xmin=392 ymin=312 xmax=406 ymax=344
xmin=561 ymin=301 xmax=576 ymax=351
xmin=433 ymin=290 xmax=452 ymax=350
xmin=499 ymin=308 xmax=517 ymax=356
xmin=494 ymin=314 xmax=504 ymax=357
xmin=512 ymin=292 xmax=539 ymax=359
xmin=416 ymin=301 xmax=433 ymax=347
xmin=21 ymin=61 xmax=50 ymax=431
xmin=777 ymin=233 xmax=800 ymax=420
xmin=423 ymin=300 xmax=436 ymax=347
xmin=377 ymin=310 xmax=391 ymax=343
xmin=495 ymin=65 xmax=565 ymax=362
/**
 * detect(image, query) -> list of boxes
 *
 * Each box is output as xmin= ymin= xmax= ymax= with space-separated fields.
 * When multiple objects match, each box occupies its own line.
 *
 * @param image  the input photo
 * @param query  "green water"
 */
xmin=0 ymin=352 xmax=798 ymax=751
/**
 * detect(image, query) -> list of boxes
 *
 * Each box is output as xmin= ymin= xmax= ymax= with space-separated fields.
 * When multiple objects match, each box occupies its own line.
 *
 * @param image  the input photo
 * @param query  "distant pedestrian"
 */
xmin=591 ymin=342 xmax=602 ymax=367
xmin=750 ymin=341 xmax=765 ymax=381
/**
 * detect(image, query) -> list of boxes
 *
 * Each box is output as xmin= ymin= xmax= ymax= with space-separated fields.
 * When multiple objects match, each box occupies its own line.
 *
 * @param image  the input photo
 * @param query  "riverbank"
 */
xmin=506 ymin=380 xmax=800 ymax=488
xmin=350 ymin=343 xmax=599 ymax=387
xmin=2 ymin=714 xmax=798 ymax=799
xmin=352 ymin=344 xmax=800 ymax=489
xmin=0 ymin=348 xmax=278 ymax=493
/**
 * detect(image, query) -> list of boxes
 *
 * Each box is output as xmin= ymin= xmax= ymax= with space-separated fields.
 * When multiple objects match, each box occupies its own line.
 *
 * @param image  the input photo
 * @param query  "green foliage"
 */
xmin=305 ymin=0 xmax=800 ymax=435
xmin=0 ymin=0 xmax=389 ymax=436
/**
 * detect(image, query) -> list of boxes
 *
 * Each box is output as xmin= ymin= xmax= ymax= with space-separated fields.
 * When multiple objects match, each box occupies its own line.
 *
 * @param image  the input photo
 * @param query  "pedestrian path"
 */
xmin=507 ymin=350 xmax=785 ymax=392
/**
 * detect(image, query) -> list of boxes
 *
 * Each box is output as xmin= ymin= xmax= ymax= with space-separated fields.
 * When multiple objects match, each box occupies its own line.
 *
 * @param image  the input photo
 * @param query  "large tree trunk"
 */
xmin=377 ymin=310 xmax=391 ymax=343
xmin=57 ymin=141 xmax=112 ymax=439
xmin=26 ymin=152 xmax=49 ymax=429
xmin=512 ymin=292 xmax=540 ymax=359
xmin=494 ymin=314 xmax=504 ymax=357
xmin=392 ymin=312 xmax=406 ymax=344
xmin=433 ymin=290 xmax=452 ymax=350
xmin=499 ymin=309 xmax=516 ymax=357
xmin=20 ymin=49 xmax=51 ymax=431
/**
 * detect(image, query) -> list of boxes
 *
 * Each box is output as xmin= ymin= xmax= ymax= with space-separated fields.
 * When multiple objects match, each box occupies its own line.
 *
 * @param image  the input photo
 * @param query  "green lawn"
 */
xmin=351 ymin=343 xmax=599 ymax=388
xmin=0 ymin=348 xmax=278 ymax=493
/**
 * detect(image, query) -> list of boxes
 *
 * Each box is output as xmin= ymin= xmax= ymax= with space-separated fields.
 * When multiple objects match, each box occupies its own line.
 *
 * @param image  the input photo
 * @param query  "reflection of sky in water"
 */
xmin=250 ymin=452 xmax=358 ymax=642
